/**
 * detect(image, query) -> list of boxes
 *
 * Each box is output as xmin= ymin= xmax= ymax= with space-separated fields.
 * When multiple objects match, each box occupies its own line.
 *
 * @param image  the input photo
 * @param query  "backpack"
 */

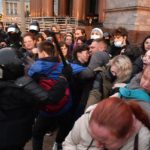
xmin=38 ymin=78 xmax=70 ymax=113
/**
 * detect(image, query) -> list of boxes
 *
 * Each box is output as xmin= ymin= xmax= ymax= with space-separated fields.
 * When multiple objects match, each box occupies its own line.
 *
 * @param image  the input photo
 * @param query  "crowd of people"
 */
xmin=0 ymin=20 xmax=150 ymax=150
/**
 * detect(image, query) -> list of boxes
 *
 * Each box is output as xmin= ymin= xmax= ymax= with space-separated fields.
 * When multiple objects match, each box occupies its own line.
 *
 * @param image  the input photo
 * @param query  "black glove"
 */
xmin=61 ymin=64 xmax=73 ymax=81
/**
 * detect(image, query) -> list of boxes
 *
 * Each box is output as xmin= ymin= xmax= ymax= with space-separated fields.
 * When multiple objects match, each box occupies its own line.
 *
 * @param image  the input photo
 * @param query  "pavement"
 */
xmin=24 ymin=132 xmax=57 ymax=150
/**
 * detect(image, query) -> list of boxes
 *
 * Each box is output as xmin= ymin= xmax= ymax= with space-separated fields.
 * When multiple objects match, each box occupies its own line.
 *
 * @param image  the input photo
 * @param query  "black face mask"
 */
xmin=9 ymin=33 xmax=20 ymax=42
xmin=29 ymin=30 xmax=38 ymax=36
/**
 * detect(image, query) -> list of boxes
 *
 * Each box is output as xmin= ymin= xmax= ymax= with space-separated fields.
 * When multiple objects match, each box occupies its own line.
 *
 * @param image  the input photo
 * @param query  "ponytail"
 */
xmin=127 ymin=100 xmax=150 ymax=130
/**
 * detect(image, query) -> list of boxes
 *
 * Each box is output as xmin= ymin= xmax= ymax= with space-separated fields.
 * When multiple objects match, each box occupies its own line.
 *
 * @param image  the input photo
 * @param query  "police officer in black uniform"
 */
xmin=28 ymin=20 xmax=40 ymax=36
xmin=6 ymin=23 xmax=22 ymax=49
xmin=0 ymin=47 xmax=72 ymax=150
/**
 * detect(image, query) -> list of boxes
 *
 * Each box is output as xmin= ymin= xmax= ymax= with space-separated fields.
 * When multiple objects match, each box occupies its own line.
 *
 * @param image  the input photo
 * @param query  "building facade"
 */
xmin=2 ymin=0 xmax=30 ymax=23
xmin=0 ymin=0 xmax=2 ymax=21
xmin=0 ymin=0 xmax=2 ymax=13
xmin=104 ymin=0 xmax=150 ymax=44
xmin=30 ymin=0 xmax=150 ymax=44
xmin=1 ymin=0 xmax=150 ymax=44
xmin=30 ymin=0 xmax=104 ymax=24
xmin=1 ymin=0 xmax=30 ymax=31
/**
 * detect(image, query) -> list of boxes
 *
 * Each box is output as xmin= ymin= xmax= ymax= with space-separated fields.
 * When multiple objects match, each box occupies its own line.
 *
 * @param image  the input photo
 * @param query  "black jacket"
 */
xmin=0 ymin=76 xmax=67 ymax=148
xmin=0 ymin=30 xmax=7 ymax=44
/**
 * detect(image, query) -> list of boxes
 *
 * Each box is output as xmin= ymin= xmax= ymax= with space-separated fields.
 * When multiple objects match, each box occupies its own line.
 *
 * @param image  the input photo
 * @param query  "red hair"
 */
xmin=89 ymin=97 xmax=150 ymax=139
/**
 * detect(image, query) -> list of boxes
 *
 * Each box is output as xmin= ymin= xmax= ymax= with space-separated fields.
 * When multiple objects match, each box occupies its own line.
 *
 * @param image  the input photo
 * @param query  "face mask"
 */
xmin=9 ymin=33 xmax=19 ymax=40
xmin=114 ymin=41 xmax=122 ymax=47
xmin=91 ymin=35 xmax=101 ymax=40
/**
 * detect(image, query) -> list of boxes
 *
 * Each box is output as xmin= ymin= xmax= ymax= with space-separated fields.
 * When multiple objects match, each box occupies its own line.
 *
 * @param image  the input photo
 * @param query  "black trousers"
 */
xmin=32 ymin=111 xmax=73 ymax=150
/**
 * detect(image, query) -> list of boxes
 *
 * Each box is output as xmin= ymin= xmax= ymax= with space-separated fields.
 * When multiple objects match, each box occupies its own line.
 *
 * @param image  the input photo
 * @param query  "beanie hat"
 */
xmin=91 ymin=28 xmax=103 ymax=39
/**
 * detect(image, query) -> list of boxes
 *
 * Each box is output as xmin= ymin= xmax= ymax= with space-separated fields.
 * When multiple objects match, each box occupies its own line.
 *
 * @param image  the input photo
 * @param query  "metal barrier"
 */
xmin=27 ymin=17 xmax=78 ymax=33
xmin=3 ymin=16 xmax=78 ymax=34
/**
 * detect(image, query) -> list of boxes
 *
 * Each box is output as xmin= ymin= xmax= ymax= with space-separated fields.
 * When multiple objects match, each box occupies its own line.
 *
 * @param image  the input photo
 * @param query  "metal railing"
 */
xmin=2 ymin=16 xmax=78 ymax=34
xmin=26 ymin=16 xmax=78 ymax=33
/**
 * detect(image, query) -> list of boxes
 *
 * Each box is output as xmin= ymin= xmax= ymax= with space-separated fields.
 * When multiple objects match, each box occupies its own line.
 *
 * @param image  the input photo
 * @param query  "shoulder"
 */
xmin=0 ymin=80 xmax=18 ymax=89
xmin=73 ymin=105 xmax=95 ymax=131
xmin=138 ymin=125 xmax=150 ymax=150
xmin=128 ymin=72 xmax=142 ymax=89
xmin=90 ymin=52 xmax=110 ymax=67
xmin=121 ymin=125 xmax=150 ymax=150
xmin=93 ymin=51 xmax=109 ymax=58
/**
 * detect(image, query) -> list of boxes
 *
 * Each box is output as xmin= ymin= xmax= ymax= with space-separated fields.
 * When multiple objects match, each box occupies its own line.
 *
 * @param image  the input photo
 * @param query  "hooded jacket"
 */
xmin=28 ymin=57 xmax=86 ymax=80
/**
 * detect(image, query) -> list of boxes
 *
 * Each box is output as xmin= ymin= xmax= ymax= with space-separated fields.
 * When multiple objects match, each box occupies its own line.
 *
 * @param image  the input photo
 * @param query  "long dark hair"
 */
xmin=141 ymin=35 xmax=150 ymax=54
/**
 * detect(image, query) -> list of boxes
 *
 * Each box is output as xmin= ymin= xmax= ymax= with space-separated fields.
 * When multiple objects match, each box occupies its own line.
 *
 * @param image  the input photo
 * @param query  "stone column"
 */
xmin=42 ymin=0 xmax=54 ymax=17
xmin=30 ymin=0 xmax=35 ymax=17
xmin=2 ymin=0 xmax=6 ymax=16
xmin=72 ymin=0 xmax=86 ymax=20
xmin=98 ymin=0 xmax=106 ymax=23
xmin=30 ymin=0 xmax=42 ymax=17
xmin=59 ymin=0 xmax=67 ymax=16
xmin=20 ymin=0 xmax=26 ymax=33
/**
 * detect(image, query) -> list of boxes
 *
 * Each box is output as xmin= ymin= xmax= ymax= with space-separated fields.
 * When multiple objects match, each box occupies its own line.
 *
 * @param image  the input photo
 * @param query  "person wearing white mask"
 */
xmin=90 ymin=28 xmax=103 ymax=40
xmin=109 ymin=27 xmax=129 ymax=58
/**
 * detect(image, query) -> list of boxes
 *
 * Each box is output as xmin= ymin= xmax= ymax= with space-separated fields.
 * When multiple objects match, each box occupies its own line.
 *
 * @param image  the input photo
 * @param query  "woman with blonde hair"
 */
xmin=85 ymin=55 xmax=132 ymax=108
xmin=108 ymin=55 xmax=132 ymax=83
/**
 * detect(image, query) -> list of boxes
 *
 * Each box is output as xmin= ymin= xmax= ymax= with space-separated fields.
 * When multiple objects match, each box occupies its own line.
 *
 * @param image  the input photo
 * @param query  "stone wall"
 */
xmin=103 ymin=0 xmax=150 ymax=44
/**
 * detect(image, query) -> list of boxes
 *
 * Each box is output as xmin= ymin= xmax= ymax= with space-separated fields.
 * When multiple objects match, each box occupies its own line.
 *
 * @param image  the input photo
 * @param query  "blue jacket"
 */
xmin=28 ymin=57 xmax=86 ymax=116
xmin=28 ymin=59 xmax=86 ymax=80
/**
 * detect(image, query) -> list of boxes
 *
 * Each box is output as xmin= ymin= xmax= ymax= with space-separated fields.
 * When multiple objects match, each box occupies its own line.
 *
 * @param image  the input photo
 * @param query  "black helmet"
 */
xmin=7 ymin=23 xmax=21 ymax=34
xmin=0 ymin=47 xmax=24 ymax=80
xmin=29 ymin=20 xmax=40 ymax=32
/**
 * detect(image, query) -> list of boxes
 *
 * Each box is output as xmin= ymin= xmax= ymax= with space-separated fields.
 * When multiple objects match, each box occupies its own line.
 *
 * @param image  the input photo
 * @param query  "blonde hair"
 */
xmin=108 ymin=55 xmax=132 ymax=82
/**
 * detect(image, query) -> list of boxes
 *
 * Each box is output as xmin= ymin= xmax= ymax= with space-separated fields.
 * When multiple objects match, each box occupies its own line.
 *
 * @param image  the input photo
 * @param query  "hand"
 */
xmin=32 ymin=47 xmax=38 ymax=54
xmin=112 ymin=83 xmax=126 ymax=89
xmin=0 ymin=42 xmax=7 ymax=48
xmin=61 ymin=64 xmax=73 ymax=81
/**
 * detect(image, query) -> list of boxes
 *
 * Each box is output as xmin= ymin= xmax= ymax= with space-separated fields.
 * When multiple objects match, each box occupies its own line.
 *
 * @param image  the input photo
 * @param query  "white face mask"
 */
xmin=91 ymin=35 xmax=101 ymax=40
xmin=114 ymin=41 xmax=122 ymax=47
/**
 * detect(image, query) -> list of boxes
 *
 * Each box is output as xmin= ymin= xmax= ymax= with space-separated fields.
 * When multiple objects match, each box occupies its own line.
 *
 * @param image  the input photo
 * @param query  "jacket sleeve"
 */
xmin=63 ymin=112 xmax=93 ymax=150
xmin=62 ymin=115 xmax=84 ymax=150
xmin=79 ymin=52 xmax=110 ymax=79
xmin=15 ymin=76 xmax=67 ymax=104
xmin=78 ymin=67 xmax=95 ymax=79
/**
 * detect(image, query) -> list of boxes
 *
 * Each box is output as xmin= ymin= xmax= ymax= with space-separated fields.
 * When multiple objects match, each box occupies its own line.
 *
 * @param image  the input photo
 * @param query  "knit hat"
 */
xmin=91 ymin=28 xmax=103 ymax=39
